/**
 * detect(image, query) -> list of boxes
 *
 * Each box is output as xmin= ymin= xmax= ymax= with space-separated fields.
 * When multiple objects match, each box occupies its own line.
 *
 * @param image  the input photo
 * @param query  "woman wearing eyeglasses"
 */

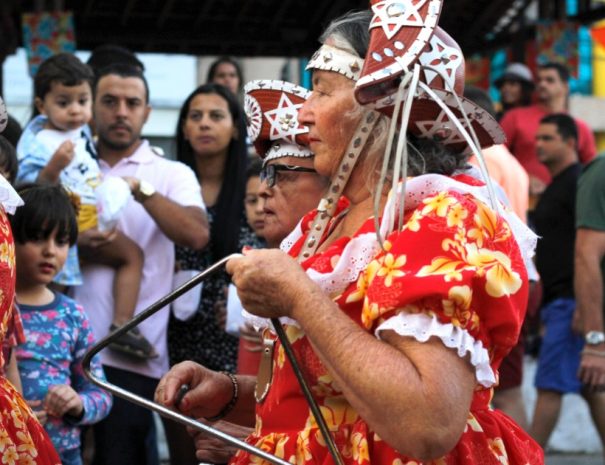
xmin=166 ymin=83 xmax=265 ymax=465
xmin=157 ymin=5 xmax=542 ymax=465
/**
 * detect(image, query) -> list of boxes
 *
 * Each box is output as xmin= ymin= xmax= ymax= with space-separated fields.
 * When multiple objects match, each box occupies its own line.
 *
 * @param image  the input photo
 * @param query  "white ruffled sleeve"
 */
xmin=0 ymin=176 xmax=23 ymax=214
xmin=375 ymin=312 xmax=496 ymax=387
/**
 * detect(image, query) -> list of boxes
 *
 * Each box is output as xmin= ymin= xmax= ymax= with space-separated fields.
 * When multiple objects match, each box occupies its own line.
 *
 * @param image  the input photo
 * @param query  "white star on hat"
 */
xmin=414 ymin=109 xmax=468 ymax=145
xmin=263 ymin=93 xmax=307 ymax=143
xmin=371 ymin=0 xmax=428 ymax=41
xmin=420 ymin=34 xmax=463 ymax=91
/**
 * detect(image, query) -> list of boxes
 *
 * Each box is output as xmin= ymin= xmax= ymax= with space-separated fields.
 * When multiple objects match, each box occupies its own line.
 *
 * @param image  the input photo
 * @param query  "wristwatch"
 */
xmin=137 ymin=180 xmax=156 ymax=202
xmin=585 ymin=331 xmax=605 ymax=346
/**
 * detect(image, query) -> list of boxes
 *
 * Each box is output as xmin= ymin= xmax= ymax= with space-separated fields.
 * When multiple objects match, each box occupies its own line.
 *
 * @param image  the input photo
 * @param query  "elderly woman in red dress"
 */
xmin=156 ymin=3 xmax=543 ymax=464
xmin=0 ymin=97 xmax=61 ymax=465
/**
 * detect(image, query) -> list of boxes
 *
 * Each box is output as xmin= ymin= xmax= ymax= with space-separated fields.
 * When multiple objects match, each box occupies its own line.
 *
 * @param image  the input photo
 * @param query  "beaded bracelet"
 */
xmin=582 ymin=348 xmax=605 ymax=358
xmin=206 ymin=371 xmax=239 ymax=422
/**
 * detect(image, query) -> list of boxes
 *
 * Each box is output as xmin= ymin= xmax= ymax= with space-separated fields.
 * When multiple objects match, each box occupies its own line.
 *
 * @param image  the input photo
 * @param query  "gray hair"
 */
xmin=318 ymin=9 xmax=469 ymax=189
xmin=318 ymin=10 xmax=372 ymax=58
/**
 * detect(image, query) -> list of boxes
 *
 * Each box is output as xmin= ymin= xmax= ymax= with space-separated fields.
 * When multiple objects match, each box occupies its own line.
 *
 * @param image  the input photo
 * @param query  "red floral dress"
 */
xmin=0 ymin=207 xmax=61 ymax=465
xmin=231 ymin=177 xmax=543 ymax=465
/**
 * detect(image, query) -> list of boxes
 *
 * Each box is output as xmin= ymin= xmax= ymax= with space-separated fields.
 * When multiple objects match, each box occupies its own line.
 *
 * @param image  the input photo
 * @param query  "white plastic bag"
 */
xmin=96 ymin=177 xmax=132 ymax=232
xmin=225 ymin=284 xmax=245 ymax=336
xmin=171 ymin=270 xmax=202 ymax=321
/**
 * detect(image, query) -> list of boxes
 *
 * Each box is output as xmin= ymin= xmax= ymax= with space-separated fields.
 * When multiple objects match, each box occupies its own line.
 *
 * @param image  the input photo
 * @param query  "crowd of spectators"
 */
xmin=0 ymin=42 xmax=604 ymax=464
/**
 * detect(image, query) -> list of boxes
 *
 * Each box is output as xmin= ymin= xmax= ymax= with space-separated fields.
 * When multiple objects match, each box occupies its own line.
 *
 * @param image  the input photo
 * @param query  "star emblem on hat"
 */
xmin=414 ymin=109 xmax=467 ymax=145
xmin=263 ymin=93 xmax=307 ymax=142
xmin=370 ymin=0 xmax=428 ymax=40
xmin=420 ymin=34 xmax=463 ymax=91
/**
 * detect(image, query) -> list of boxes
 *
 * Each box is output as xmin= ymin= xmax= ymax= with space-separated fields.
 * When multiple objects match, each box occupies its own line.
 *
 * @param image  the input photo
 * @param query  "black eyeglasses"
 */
xmin=260 ymin=164 xmax=317 ymax=188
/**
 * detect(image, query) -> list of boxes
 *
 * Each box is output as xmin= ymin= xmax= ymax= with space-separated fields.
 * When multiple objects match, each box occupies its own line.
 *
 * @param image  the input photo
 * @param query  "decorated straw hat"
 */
xmin=244 ymin=79 xmax=313 ymax=164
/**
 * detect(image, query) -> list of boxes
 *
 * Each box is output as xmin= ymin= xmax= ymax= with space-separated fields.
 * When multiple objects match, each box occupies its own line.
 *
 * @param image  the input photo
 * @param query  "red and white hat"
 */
xmin=244 ymin=79 xmax=313 ymax=164
xmin=353 ymin=1 xmax=504 ymax=153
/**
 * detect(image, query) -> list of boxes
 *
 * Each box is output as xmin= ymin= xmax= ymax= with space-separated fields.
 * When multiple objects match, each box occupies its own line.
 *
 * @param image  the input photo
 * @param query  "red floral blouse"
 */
xmin=0 ymin=207 xmax=61 ymax=465
xmin=231 ymin=178 xmax=543 ymax=465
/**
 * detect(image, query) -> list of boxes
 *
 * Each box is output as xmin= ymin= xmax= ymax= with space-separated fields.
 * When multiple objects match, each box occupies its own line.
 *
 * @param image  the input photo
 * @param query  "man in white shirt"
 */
xmin=74 ymin=64 xmax=208 ymax=465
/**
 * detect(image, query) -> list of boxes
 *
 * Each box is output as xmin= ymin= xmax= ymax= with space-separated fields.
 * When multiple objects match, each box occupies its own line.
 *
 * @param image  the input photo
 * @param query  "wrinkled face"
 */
xmin=298 ymin=70 xmax=361 ymax=179
xmin=499 ymin=80 xmax=523 ymax=106
xmin=259 ymin=156 xmax=327 ymax=247
xmin=212 ymin=62 xmax=241 ymax=95
xmin=94 ymin=75 xmax=150 ymax=151
xmin=37 ymin=81 xmax=92 ymax=131
xmin=245 ymin=175 xmax=265 ymax=237
xmin=182 ymin=93 xmax=236 ymax=158
xmin=16 ymin=228 xmax=69 ymax=288
xmin=535 ymin=122 xmax=569 ymax=166
xmin=536 ymin=68 xmax=567 ymax=103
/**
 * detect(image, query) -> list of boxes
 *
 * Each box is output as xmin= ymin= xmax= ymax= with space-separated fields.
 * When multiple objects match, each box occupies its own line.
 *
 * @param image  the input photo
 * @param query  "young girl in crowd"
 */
xmin=16 ymin=52 xmax=154 ymax=359
xmin=10 ymin=184 xmax=112 ymax=465
xmin=244 ymin=158 xmax=265 ymax=238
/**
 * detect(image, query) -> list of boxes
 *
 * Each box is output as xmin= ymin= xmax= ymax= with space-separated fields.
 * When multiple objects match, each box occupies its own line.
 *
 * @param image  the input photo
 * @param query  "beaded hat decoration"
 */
xmin=244 ymin=80 xmax=313 ymax=164
xmin=306 ymin=44 xmax=364 ymax=81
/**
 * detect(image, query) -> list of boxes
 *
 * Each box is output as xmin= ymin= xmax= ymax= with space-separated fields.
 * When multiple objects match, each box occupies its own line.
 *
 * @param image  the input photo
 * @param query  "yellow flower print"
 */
xmin=376 ymin=253 xmax=407 ymax=287
xmin=465 ymin=244 xmax=522 ymax=298
xmin=10 ymin=410 xmax=23 ymax=430
xmin=296 ymin=427 xmax=313 ymax=463
xmin=465 ymin=412 xmax=484 ymax=433
xmin=405 ymin=210 xmax=423 ymax=232
xmin=417 ymin=257 xmax=465 ymax=282
xmin=446 ymin=203 xmax=468 ymax=229
xmin=350 ymin=432 xmax=369 ymax=462
xmin=361 ymin=301 xmax=385 ymax=329
xmin=0 ymin=429 xmax=10 ymax=452
xmin=488 ymin=437 xmax=509 ymax=465
xmin=20 ymin=456 xmax=35 ymax=465
xmin=346 ymin=259 xmax=381 ymax=304
xmin=16 ymin=432 xmax=37 ymax=458
xmin=421 ymin=192 xmax=457 ymax=217
xmin=442 ymin=285 xmax=478 ymax=330
xmin=1 ymin=445 xmax=18 ymax=465
xmin=319 ymin=396 xmax=359 ymax=429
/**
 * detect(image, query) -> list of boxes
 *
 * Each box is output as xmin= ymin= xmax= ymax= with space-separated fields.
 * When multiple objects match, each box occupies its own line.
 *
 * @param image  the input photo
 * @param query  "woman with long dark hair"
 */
xmin=165 ymin=83 xmax=263 ymax=464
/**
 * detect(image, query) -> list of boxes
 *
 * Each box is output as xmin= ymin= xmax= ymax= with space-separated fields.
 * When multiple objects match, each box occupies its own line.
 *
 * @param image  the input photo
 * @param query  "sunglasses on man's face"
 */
xmin=260 ymin=164 xmax=317 ymax=188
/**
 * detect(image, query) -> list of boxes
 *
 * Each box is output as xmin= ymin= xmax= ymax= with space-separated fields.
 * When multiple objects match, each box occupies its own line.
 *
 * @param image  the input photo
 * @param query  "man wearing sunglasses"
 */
xmin=500 ymin=62 xmax=596 ymax=207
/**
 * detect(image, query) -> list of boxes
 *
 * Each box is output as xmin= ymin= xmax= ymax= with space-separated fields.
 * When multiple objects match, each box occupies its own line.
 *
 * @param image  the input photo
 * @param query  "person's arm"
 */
xmin=37 ymin=140 xmax=75 ymax=184
xmin=574 ymin=228 xmax=605 ymax=388
xmin=61 ymin=303 xmax=113 ymax=425
xmin=156 ymin=363 xmax=257 ymax=427
xmin=138 ymin=193 xmax=208 ymax=250
xmin=227 ymin=249 xmax=476 ymax=461
xmin=124 ymin=176 xmax=209 ymax=251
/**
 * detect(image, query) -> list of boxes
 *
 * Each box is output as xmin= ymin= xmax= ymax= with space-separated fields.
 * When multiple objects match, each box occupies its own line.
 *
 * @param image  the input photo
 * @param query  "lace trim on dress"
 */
xmin=0 ymin=176 xmax=23 ymax=214
xmin=281 ymin=172 xmax=536 ymax=300
xmin=375 ymin=312 xmax=497 ymax=387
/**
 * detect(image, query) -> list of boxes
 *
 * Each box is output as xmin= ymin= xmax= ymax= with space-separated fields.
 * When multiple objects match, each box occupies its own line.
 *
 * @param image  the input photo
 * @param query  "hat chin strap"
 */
xmin=297 ymin=109 xmax=380 ymax=260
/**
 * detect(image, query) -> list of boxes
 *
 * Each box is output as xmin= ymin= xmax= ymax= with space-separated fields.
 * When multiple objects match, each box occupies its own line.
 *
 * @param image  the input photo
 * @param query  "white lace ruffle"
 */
xmin=281 ymin=172 xmax=537 ymax=299
xmin=381 ymin=171 xmax=538 ymax=270
xmin=0 ymin=176 xmax=23 ymax=214
xmin=241 ymin=308 xmax=298 ymax=331
xmin=280 ymin=225 xmax=382 ymax=296
xmin=375 ymin=312 xmax=496 ymax=387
